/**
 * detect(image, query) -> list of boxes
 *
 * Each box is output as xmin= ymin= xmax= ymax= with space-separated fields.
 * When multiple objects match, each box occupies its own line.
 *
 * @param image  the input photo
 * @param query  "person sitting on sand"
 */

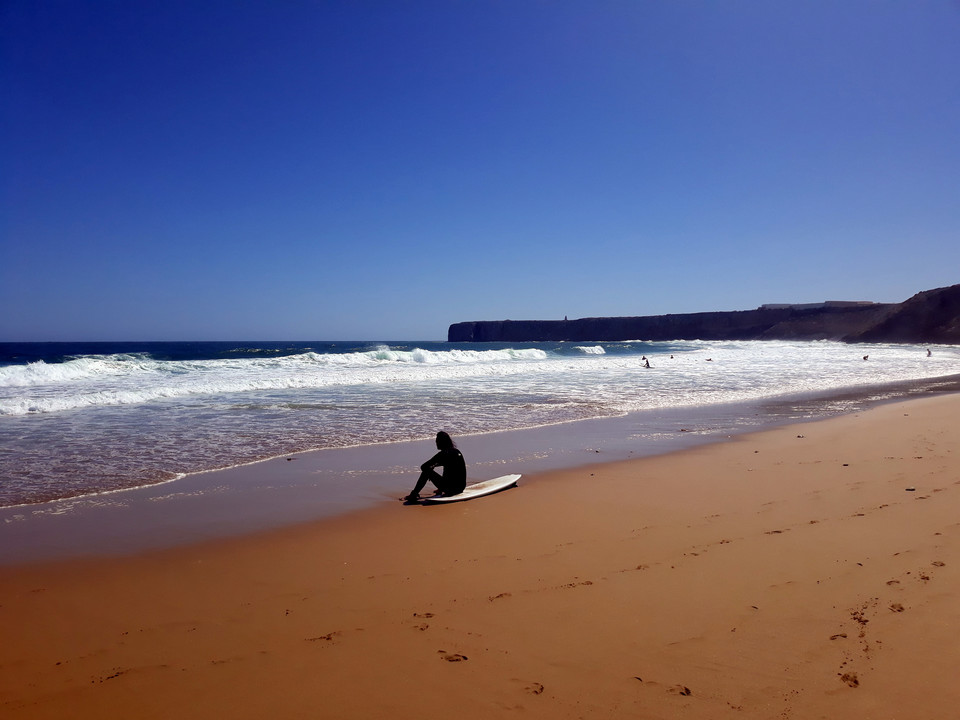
xmin=403 ymin=431 xmax=466 ymax=503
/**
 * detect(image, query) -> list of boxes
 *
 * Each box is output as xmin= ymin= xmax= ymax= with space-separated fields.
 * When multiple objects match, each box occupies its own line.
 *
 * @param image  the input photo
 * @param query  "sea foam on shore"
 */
xmin=2 ymin=339 xmax=958 ymax=509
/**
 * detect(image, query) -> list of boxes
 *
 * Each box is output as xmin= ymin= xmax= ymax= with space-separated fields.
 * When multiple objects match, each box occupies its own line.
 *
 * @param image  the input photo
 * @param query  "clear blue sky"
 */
xmin=3 ymin=1 xmax=958 ymax=341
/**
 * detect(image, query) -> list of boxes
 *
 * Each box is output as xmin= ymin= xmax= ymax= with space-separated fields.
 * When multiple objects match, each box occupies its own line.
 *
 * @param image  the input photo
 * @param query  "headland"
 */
xmin=449 ymin=283 xmax=960 ymax=343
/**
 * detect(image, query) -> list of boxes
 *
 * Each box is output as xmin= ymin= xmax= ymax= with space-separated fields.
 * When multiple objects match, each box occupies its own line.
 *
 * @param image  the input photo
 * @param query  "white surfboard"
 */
xmin=422 ymin=474 xmax=521 ymax=503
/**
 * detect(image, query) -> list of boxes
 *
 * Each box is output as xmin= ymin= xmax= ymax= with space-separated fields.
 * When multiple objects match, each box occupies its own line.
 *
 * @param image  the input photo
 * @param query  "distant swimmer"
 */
xmin=644 ymin=358 xmax=651 ymax=368
xmin=402 ymin=431 xmax=466 ymax=504
xmin=863 ymin=355 xmax=869 ymax=361
xmin=927 ymin=349 xmax=932 ymax=357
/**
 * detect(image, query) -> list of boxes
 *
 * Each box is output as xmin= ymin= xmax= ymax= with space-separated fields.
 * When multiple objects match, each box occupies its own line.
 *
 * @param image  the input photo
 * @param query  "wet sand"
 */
xmin=1 ymin=393 xmax=958 ymax=718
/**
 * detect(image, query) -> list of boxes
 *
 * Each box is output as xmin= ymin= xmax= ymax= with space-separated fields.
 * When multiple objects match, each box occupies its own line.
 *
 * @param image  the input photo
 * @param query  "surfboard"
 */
xmin=422 ymin=474 xmax=521 ymax=503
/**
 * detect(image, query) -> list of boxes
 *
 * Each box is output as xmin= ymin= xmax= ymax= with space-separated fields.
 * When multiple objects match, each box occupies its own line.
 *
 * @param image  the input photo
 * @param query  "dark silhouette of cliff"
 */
xmin=448 ymin=284 xmax=960 ymax=344
xmin=844 ymin=285 xmax=960 ymax=344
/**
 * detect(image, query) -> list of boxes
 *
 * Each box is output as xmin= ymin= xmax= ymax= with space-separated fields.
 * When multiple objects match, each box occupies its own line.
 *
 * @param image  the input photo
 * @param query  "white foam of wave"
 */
xmin=2 ymin=341 xmax=957 ymax=418
xmin=3 ymin=340 xmax=959 ymax=509
xmin=0 ymin=354 xmax=155 ymax=387
xmin=0 ymin=346 xmax=552 ymax=415
xmin=411 ymin=340 xmax=960 ymax=422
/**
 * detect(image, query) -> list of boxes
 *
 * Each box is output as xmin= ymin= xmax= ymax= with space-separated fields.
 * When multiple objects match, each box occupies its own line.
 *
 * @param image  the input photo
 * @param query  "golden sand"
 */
xmin=2 ymin=394 xmax=958 ymax=719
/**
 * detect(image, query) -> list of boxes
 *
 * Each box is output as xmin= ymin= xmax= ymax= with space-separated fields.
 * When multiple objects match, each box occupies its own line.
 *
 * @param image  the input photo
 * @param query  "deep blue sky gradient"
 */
xmin=3 ymin=1 xmax=959 ymax=340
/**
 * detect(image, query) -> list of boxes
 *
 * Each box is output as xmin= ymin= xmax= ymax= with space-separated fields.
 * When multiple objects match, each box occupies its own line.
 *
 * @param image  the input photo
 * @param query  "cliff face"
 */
xmin=844 ymin=285 xmax=960 ymax=344
xmin=448 ymin=284 xmax=960 ymax=344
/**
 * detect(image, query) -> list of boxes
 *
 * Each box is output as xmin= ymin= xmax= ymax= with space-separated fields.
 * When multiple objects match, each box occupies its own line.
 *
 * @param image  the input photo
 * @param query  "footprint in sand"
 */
xmin=840 ymin=672 xmax=860 ymax=688
xmin=96 ymin=668 xmax=128 ymax=683
xmin=850 ymin=610 xmax=869 ymax=626
xmin=559 ymin=580 xmax=594 ymax=589
xmin=510 ymin=678 xmax=545 ymax=695
xmin=438 ymin=650 xmax=468 ymax=662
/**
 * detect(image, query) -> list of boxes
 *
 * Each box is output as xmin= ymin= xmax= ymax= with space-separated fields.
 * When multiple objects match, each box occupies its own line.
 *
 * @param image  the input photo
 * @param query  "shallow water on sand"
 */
xmin=2 ymin=339 xmax=958 ymax=510
xmin=2 ymin=372 xmax=959 ymax=565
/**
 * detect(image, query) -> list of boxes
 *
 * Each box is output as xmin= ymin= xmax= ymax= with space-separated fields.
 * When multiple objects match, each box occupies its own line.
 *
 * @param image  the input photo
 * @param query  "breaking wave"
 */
xmin=0 ymin=346 xmax=551 ymax=415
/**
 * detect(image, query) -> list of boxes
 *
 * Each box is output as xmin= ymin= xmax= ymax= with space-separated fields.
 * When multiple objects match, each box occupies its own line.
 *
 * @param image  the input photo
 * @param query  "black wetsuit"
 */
xmin=413 ymin=447 xmax=466 ymax=496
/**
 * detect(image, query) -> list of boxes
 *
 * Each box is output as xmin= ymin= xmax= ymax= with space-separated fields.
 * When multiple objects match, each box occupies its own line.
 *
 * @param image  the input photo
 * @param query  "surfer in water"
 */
xmin=403 ymin=431 xmax=467 ymax=503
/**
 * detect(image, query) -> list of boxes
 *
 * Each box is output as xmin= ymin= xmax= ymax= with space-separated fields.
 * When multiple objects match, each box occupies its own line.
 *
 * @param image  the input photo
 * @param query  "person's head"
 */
xmin=436 ymin=431 xmax=455 ymax=450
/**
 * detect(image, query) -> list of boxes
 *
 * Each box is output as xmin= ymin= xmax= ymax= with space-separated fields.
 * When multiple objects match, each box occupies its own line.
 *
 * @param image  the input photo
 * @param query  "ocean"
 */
xmin=3 ymin=338 xmax=959 ymax=507
xmin=2 ymin=339 xmax=959 ymax=561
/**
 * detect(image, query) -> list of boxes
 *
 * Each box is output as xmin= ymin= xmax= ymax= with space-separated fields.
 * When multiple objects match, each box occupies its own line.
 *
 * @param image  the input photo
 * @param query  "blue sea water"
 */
xmin=1 ymin=339 xmax=959 ymax=511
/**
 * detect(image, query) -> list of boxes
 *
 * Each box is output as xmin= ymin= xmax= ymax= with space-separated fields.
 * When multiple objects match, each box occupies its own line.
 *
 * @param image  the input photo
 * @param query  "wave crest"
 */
xmin=0 ymin=345 xmax=554 ymax=415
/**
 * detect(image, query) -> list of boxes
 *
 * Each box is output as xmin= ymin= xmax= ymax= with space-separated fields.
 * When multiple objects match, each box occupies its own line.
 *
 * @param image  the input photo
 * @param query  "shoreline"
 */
xmin=3 ymin=373 xmax=960 ymax=565
xmin=1 ymin=392 xmax=959 ymax=717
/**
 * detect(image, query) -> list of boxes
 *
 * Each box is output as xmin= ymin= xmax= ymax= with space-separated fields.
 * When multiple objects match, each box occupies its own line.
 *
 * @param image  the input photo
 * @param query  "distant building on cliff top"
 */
xmin=758 ymin=301 xmax=878 ymax=311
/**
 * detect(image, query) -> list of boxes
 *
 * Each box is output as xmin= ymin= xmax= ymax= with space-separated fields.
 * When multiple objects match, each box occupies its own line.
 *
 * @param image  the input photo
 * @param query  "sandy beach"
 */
xmin=2 ymin=393 xmax=958 ymax=719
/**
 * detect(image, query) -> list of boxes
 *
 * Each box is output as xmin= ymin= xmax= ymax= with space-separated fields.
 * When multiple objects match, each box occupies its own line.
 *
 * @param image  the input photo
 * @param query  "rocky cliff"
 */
xmin=844 ymin=285 xmax=960 ymax=344
xmin=448 ymin=284 xmax=960 ymax=344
